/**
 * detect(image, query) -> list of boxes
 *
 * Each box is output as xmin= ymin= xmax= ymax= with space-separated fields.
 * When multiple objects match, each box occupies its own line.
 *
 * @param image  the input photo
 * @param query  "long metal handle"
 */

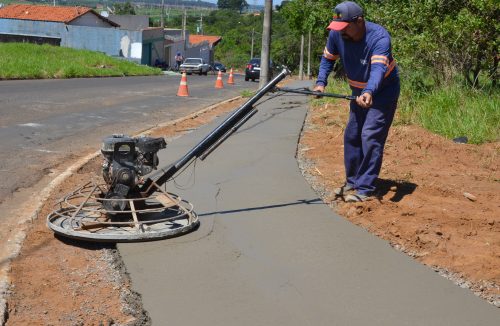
xmin=275 ymin=87 xmax=356 ymax=100
xmin=139 ymin=68 xmax=291 ymax=197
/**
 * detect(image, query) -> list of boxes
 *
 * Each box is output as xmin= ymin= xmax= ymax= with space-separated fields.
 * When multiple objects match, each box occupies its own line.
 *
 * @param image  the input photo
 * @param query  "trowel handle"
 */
xmin=275 ymin=87 xmax=356 ymax=100
xmin=139 ymin=68 xmax=291 ymax=197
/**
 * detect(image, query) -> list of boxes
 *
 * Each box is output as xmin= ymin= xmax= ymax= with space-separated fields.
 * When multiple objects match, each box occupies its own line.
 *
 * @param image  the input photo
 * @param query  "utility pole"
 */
xmin=200 ymin=13 xmax=203 ymax=35
xmin=259 ymin=0 xmax=272 ymax=88
xmin=307 ymin=30 xmax=311 ymax=79
xmin=251 ymin=28 xmax=255 ymax=59
xmin=182 ymin=10 xmax=187 ymax=52
xmin=161 ymin=0 xmax=165 ymax=28
xmin=299 ymin=34 xmax=304 ymax=80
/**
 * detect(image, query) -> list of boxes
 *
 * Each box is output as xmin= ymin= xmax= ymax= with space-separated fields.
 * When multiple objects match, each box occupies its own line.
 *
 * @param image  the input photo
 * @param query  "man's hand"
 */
xmin=313 ymin=85 xmax=325 ymax=98
xmin=356 ymin=92 xmax=372 ymax=108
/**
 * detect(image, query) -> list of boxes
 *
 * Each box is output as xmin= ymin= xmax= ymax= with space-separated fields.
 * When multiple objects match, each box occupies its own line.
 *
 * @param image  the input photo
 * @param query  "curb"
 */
xmin=0 ymin=95 xmax=242 ymax=325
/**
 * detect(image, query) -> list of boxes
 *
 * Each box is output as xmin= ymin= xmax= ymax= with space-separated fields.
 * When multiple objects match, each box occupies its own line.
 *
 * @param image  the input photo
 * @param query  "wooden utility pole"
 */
xmin=299 ymin=34 xmax=304 ymax=80
xmin=200 ymin=13 xmax=203 ymax=35
xmin=251 ymin=28 xmax=255 ymax=59
xmin=161 ymin=0 xmax=165 ymax=28
xmin=307 ymin=30 xmax=311 ymax=79
xmin=259 ymin=0 xmax=273 ymax=88
xmin=182 ymin=10 xmax=187 ymax=51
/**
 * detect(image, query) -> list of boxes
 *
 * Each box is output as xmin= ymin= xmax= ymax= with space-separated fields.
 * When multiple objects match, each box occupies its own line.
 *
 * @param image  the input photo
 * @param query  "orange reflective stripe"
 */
xmin=323 ymin=47 xmax=339 ymax=61
xmin=371 ymin=55 xmax=389 ymax=66
xmin=384 ymin=60 xmax=397 ymax=77
xmin=348 ymin=79 xmax=367 ymax=89
xmin=348 ymin=59 xmax=397 ymax=89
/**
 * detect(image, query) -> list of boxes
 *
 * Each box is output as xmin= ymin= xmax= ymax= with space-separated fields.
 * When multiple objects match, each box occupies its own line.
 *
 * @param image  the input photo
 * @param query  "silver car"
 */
xmin=180 ymin=58 xmax=210 ymax=75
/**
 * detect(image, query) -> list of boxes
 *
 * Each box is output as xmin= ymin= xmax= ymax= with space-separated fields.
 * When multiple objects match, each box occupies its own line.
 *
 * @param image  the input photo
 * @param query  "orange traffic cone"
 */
xmin=177 ymin=72 xmax=189 ymax=97
xmin=215 ymin=70 xmax=224 ymax=89
xmin=227 ymin=68 xmax=235 ymax=85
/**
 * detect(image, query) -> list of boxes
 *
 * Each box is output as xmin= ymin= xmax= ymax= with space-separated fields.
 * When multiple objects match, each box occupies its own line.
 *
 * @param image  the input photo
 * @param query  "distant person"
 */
xmin=313 ymin=1 xmax=400 ymax=202
xmin=175 ymin=52 xmax=184 ymax=71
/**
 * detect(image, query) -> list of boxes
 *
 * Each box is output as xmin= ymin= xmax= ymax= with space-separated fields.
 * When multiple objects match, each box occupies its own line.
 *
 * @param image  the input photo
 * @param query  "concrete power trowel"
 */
xmin=47 ymin=68 xmax=355 ymax=242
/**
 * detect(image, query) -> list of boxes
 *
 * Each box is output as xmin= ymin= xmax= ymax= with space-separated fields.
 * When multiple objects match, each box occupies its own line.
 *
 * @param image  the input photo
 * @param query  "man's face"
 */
xmin=340 ymin=18 xmax=364 ymax=42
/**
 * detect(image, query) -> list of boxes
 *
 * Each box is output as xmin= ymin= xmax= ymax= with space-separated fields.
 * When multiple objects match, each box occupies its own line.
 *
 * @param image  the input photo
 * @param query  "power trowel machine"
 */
xmin=47 ymin=68 xmax=355 ymax=242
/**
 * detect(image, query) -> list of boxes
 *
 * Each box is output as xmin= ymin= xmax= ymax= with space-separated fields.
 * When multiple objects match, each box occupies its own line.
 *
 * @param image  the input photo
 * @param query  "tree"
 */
xmin=218 ymin=0 xmax=248 ymax=13
xmin=281 ymin=0 xmax=499 ymax=88
xmin=113 ymin=2 xmax=136 ymax=15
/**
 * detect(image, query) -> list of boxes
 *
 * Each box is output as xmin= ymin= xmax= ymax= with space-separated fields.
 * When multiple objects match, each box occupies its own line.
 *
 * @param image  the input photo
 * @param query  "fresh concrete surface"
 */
xmin=119 ymin=81 xmax=499 ymax=325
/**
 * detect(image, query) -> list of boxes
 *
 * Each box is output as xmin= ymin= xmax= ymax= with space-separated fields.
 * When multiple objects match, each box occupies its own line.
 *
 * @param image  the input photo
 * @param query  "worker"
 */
xmin=175 ymin=52 xmax=184 ymax=71
xmin=314 ymin=1 xmax=400 ymax=202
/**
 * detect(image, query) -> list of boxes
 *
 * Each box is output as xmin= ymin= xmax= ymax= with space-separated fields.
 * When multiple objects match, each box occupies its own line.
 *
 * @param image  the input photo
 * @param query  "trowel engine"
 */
xmin=101 ymin=134 xmax=166 ymax=211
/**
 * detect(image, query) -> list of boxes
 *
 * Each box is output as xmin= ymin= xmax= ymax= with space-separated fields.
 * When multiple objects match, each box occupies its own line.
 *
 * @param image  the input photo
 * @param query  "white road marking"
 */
xmin=18 ymin=123 xmax=43 ymax=128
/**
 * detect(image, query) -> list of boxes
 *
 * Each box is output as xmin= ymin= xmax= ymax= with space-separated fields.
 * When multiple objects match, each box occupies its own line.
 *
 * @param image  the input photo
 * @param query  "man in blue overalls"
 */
xmin=314 ymin=1 xmax=400 ymax=202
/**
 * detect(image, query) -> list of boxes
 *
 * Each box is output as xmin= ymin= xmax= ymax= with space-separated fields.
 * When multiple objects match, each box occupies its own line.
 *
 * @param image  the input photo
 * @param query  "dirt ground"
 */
xmin=299 ymin=100 xmax=500 ymax=306
xmin=4 ymin=93 xmax=499 ymax=325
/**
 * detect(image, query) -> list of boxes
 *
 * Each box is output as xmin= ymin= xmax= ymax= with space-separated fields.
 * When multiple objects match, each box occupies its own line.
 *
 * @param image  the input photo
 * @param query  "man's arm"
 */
xmin=315 ymin=33 xmax=339 ymax=92
xmin=362 ymin=36 xmax=393 ymax=97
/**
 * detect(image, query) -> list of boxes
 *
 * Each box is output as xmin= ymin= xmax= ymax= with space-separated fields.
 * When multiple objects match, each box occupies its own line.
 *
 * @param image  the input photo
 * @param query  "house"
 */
xmin=162 ymin=30 xmax=221 ymax=69
xmin=0 ymin=4 xmax=164 ymax=65
xmin=188 ymin=35 xmax=221 ymax=65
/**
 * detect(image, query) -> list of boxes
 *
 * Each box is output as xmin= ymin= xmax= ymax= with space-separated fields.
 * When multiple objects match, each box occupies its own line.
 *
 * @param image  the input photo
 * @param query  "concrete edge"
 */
xmin=0 ymin=95 xmax=242 ymax=326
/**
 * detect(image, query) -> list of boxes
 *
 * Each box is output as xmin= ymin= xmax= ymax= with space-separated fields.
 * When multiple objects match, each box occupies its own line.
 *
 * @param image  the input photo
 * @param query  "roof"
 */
xmin=189 ymin=35 xmax=222 ymax=46
xmin=0 ymin=4 xmax=119 ymax=26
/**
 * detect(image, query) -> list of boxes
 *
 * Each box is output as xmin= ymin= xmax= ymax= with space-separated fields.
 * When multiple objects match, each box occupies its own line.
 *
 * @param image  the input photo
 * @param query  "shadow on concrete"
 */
xmin=198 ymin=197 xmax=323 ymax=217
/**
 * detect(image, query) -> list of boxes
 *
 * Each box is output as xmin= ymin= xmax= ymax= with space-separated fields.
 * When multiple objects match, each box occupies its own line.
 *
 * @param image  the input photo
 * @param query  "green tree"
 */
xmin=113 ymin=1 xmax=136 ymax=15
xmin=280 ymin=0 xmax=337 ymax=74
xmin=281 ymin=0 xmax=499 ymax=88
xmin=373 ymin=0 xmax=498 ymax=88
xmin=218 ymin=0 xmax=248 ymax=13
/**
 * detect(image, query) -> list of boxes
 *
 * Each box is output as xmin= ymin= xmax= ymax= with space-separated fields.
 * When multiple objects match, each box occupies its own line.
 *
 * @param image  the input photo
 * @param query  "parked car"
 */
xmin=245 ymin=58 xmax=274 ymax=81
xmin=212 ymin=62 xmax=227 ymax=73
xmin=180 ymin=58 xmax=210 ymax=75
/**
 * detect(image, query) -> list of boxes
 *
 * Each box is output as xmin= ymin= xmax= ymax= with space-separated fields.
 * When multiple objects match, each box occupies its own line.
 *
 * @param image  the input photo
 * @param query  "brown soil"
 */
xmin=299 ymin=100 xmax=499 ymax=306
xmin=5 ymin=92 xmax=499 ymax=325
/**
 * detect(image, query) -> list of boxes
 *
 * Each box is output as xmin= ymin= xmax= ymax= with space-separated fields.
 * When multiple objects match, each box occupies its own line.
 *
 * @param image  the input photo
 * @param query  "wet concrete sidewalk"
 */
xmin=118 ymin=81 xmax=499 ymax=325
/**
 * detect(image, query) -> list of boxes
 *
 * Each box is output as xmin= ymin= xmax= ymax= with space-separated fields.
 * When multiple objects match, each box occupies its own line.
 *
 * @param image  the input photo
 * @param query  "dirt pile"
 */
xmin=299 ymin=100 xmax=500 ymax=306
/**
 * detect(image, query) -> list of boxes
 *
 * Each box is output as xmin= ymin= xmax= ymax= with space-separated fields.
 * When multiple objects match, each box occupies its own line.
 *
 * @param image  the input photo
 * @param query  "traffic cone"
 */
xmin=215 ymin=70 xmax=224 ymax=89
xmin=177 ymin=72 xmax=189 ymax=97
xmin=227 ymin=68 xmax=235 ymax=85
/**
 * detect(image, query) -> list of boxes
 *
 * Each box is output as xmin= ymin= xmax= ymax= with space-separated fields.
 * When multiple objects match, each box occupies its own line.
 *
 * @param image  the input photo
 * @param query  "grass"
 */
xmin=240 ymin=89 xmax=255 ymax=98
xmin=320 ymin=77 xmax=499 ymax=144
xmin=402 ymin=86 xmax=499 ymax=144
xmin=0 ymin=43 xmax=161 ymax=79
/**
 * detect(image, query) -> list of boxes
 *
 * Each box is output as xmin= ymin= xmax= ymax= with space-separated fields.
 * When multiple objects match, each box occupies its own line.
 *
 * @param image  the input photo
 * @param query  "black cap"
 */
xmin=327 ymin=1 xmax=364 ymax=31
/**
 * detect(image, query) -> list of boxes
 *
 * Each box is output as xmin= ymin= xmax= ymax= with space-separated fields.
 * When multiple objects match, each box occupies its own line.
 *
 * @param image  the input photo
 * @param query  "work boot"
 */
xmin=334 ymin=183 xmax=355 ymax=197
xmin=345 ymin=192 xmax=375 ymax=202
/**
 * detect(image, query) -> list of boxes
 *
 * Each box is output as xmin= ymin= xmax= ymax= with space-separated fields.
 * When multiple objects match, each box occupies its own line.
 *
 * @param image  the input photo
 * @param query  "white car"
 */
xmin=179 ymin=58 xmax=210 ymax=75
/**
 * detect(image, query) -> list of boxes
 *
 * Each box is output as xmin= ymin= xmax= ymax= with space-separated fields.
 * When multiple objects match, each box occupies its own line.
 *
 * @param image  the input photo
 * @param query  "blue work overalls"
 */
xmin=317 ymin=21 xmax=400 ymax=195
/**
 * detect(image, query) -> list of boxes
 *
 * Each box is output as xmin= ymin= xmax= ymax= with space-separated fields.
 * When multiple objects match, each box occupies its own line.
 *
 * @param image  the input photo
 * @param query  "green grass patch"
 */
xmin=400 ymin=85 xmax=499 ymax=144
xmin=0 ymin=43 xmax=161 ymax=79
xmin=321 ymin=77 xmax=499 ymax=144
xmin=240 ymin=89 xmax=255 ymax=98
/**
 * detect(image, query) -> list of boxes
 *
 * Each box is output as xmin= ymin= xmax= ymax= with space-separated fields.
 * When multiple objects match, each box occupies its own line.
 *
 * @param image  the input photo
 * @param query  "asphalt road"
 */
xmin=119 ymin=81 xmax=499 ymax=325
xmin=0 ymin=73 xmax=257 ymax=205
